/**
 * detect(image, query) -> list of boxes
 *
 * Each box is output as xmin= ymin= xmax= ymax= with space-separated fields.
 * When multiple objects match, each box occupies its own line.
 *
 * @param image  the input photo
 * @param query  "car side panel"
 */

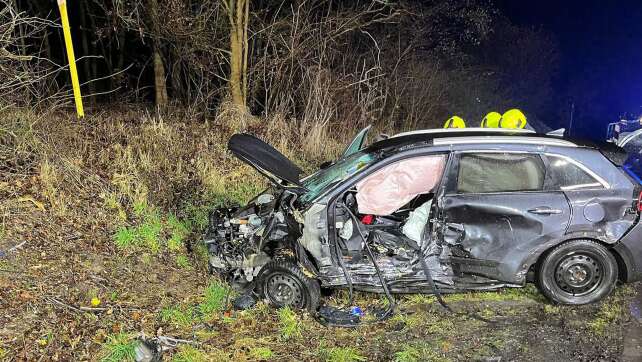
xmin=441 ymin=192 xmax=571 ymax=284
xmin=564 ymin=190 xmax=637 ymax=243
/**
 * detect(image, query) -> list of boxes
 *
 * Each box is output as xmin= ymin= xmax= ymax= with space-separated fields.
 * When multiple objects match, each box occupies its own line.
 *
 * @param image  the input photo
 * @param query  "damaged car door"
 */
xmin=439 ymin=151 xmax=572 ymax=284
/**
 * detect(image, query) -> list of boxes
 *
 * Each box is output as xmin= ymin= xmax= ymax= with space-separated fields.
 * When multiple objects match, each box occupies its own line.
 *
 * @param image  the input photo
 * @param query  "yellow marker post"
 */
xmin=57 ymin=0 xmax=84 ymax=118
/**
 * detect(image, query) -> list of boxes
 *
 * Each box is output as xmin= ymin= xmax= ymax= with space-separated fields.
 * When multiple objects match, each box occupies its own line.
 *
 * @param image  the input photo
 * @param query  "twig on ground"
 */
xmin=46 ymin=297 xmax=83 ymax=313
xmin=79 ymin=306 xmax=109 ymax=312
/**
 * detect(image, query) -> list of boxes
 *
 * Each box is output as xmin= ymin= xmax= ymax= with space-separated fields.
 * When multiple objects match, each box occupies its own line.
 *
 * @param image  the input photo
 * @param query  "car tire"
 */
xmin=537 ymin=239 xmax=618 ymax=305
xmin=256 ymin=260 xmax=321 ymax=313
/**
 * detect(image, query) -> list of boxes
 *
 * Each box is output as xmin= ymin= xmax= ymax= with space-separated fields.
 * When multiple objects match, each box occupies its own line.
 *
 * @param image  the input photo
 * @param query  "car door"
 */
xmin=438 ymin=151 xmax=572 ymax=283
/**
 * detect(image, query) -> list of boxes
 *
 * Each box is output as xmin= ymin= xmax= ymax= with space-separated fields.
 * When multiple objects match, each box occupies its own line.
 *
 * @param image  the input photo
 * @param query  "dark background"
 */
xmin=498 ymin=0 xmax=642 ymax=139
xmin=10 ymin=1 xmax=642 ymax=141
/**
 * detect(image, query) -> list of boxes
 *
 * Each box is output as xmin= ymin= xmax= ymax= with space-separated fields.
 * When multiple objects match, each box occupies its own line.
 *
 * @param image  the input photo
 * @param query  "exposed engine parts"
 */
xmin=204 ymin=192 xmax=300 ymax=283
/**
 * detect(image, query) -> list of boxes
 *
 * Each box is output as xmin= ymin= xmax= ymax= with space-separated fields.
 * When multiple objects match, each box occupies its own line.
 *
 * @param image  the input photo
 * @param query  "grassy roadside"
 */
xmin=0 ymin=106 xmax=637 ymax=361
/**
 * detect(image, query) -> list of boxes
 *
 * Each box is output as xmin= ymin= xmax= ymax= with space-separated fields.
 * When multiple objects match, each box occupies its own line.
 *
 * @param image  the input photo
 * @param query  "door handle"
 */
xmin=528 ymin=207 xmax=562 ymax=215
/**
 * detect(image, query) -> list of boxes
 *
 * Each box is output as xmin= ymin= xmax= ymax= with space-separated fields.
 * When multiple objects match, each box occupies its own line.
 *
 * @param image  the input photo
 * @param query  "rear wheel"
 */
xmin=257 ymin=260 xmax=320 ymax=312
xmin=537 ymin=239 xmax=617 ymax=304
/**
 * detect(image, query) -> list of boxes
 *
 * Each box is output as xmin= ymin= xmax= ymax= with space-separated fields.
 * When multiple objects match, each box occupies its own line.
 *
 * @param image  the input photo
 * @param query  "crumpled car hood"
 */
xmin=228 ymin=133 xmax=304 ymax=188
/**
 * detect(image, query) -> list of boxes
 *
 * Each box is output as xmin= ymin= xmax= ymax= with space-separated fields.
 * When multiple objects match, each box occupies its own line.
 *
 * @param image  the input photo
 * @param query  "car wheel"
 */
xmin=537 ymin=239 xmax=617 ymax=305
xmin=257 ymin=260 xmax=321 ymax=312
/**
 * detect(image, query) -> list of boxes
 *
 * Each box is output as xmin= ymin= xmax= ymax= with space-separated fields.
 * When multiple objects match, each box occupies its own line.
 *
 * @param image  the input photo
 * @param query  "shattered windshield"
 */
xmin=300 ymin=151 xmax=378 ymax=203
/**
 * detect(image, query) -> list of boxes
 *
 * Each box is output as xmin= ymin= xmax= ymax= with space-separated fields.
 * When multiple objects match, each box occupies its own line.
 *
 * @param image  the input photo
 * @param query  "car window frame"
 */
xmin=445 ymin=150 xmax=549 ymax=196
xmin=542 ymin=153 xmax=610 ymax=191
xmin=323 ymin=149 xmax=452 ymax=259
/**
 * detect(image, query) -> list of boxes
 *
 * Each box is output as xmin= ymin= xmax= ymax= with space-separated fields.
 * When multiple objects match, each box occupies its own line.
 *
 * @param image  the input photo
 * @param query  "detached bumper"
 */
xmin=613 ymin=220 xmax=642 ymax=283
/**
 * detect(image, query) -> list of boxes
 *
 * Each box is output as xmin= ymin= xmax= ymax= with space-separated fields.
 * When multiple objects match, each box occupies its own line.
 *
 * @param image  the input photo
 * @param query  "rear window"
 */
xmin=457 ymin=153 xmax=545 ymax=193
xmin=546 ymin=155 xmax=604 ymax=190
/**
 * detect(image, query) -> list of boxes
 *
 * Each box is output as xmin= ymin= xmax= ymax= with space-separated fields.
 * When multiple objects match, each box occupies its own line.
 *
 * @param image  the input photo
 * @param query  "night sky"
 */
xmin=496 ymin=0 xmax=642 ymax=140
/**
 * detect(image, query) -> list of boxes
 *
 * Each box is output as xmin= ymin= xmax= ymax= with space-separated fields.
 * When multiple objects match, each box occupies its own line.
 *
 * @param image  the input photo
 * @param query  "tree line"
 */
xmin=3 ymin=0 xmax=558 ymax=129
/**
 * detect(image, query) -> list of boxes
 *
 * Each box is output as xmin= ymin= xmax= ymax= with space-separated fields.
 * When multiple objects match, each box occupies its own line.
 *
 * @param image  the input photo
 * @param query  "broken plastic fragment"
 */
xmin=361 ymin=214 xmax=374 ymax=225
xmin=350 ymin=306 xmax=364 ymax=317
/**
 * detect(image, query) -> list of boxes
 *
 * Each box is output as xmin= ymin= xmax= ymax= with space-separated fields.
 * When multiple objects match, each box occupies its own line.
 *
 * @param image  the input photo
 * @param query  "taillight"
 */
xmin=637 ymin=191 xmax=642 ymax=212
xmin=361 ymin=214 xmax=374 ymax=225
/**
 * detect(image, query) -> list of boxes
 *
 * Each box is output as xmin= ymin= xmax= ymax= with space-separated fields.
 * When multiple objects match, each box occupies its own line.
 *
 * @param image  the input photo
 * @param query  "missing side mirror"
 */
xmin=319 ymin=160 xmax=333 ymax=169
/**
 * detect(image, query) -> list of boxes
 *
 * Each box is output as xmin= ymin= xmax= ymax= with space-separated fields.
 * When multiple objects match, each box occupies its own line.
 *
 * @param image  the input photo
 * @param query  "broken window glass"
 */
xmin=457 ymin=153 xmax=545 ymax=193
xmin=301 ymin=151 xmax=378 ymax=203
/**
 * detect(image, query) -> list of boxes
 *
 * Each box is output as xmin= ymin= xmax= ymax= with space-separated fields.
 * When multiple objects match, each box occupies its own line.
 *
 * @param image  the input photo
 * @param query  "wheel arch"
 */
xmin=528 ymin=236 xmax=628 ymax=282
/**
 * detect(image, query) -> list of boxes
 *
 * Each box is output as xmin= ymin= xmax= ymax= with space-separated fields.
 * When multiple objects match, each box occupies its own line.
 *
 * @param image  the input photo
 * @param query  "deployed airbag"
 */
xmin=356 ymin=155 xmax=445 ymax=215
xmin=402 ymin=199 xmax=433 ymax=243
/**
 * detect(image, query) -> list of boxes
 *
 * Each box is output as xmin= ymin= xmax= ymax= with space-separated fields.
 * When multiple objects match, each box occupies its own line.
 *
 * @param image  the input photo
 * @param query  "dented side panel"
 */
xmin=441 ymin=192 xmax=571 ymax=283
xmin=564 ymin=190 xmax=637 ymax=243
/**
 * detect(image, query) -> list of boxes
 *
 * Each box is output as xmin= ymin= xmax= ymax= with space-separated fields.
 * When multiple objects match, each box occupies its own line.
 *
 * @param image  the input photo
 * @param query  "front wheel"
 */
xmin=256 ymin=260 xmax=321 ymax=312
xmin=537 ymin=239 xmax=618 ymax=305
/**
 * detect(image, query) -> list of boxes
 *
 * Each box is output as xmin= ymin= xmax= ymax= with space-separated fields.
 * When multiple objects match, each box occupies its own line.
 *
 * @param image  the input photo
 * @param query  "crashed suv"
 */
xmin=204 ymin=127 xmax=642 ymax=311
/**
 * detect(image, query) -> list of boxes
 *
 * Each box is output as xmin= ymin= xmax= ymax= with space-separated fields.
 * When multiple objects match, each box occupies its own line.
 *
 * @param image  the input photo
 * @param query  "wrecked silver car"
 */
xmin=204 ymin=128 xmax=642 ymax=313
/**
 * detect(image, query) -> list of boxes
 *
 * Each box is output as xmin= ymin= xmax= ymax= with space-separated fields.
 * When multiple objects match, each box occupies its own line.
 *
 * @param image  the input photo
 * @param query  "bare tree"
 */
xmin=0 ymin=0 xmax=61 ymax=109
xmin=222 ymin=0 xmax=250 ymax=108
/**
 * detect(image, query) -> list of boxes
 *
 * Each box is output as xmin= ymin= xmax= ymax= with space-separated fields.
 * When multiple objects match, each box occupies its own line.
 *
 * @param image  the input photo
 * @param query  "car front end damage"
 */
xmin=203 ymin=190 xmax=306 ymax=285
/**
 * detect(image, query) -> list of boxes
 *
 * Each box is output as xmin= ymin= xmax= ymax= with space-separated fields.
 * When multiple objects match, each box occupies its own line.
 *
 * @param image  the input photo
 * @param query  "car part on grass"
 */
xmin=233 ymin=291 xmax=258 ymax=310
xmin=134 ymin=338 xmax=161 ymax=362
xmin=317 ymin=305 xmax=362 ymax=327
xmin=135 ymin=334 xmax=198 ymax=362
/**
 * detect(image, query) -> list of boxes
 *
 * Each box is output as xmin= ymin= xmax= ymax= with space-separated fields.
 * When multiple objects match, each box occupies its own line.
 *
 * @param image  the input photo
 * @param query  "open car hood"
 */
xmin=228 ymin=134 xmax=304 ymax=188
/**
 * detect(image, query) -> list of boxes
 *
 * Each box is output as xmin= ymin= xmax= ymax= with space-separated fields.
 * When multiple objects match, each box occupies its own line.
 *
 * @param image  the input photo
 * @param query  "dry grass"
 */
xmin=0 ymin=105 xmax=633 ymax=361
xmin=1 ymin=103 xmax=352 ymax=219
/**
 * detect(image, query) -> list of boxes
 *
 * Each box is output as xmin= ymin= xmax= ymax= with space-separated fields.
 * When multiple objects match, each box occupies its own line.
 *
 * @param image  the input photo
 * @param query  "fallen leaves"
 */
xmin=16 ymin=195 xmax=45 ymax=211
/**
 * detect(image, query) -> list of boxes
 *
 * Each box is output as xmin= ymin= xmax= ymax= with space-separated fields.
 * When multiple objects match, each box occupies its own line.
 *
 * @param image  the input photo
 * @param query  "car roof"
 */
xmin=365 ymin=128 xmax=628 ymax=165
xmin=392 ymin=127 xmax=537 ymax=138
xmin=367 ymin=129 xmax=574 ymax=151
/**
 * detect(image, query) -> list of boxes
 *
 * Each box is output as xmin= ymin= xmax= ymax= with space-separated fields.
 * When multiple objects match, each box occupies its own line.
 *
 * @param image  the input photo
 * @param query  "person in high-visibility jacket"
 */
xmin=500 ymin=109 xmax=527 ymax=129
xmin=444 ymin=116 xmax=466 ymax=128
xmin=480 ymin=111 xmax=502 ymax=128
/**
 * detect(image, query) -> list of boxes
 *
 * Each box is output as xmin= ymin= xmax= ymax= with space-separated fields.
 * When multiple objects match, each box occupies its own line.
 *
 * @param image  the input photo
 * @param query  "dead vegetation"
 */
xmin=0 ymin=0 xmax=635 ymax=359
xmin=0 ymin=106 xmax=637 ymax=361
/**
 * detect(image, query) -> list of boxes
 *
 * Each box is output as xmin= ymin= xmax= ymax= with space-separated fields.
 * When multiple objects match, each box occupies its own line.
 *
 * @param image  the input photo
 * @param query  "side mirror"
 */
xmin=319 ymin=160 xmax=333 ymax=169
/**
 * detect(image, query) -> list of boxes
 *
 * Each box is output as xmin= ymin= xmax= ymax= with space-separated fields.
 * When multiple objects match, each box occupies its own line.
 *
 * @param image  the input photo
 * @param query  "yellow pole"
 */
xmin=57 ymin=0 xmax=84 ymax=118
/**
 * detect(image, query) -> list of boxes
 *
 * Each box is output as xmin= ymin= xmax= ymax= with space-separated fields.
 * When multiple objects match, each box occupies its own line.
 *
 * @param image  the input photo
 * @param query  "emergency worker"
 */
xmin=444 ymin=116 xmax=466 ymax=128
xmin=480 ymin=111 xmax=502 ymax=128
xmin=499 ymin=109 xmax=527 ymax=129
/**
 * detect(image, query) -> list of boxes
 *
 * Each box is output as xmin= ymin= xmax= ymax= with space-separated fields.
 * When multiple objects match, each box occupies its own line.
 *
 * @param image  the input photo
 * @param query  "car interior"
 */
xmin=330 ymin=154 xmax=454 ymax=285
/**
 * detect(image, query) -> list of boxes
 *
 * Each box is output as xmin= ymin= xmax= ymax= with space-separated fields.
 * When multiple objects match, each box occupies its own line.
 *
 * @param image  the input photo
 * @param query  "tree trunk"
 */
xmin=79 ymin=1 xmax=95 ymax=102
xmin=224 ymin=0 xmax=249 ymax=108
xmin=153 ymin=45 xmax=168 ymax=108
xmin=148 ymin=0 xmax=168 ymax=108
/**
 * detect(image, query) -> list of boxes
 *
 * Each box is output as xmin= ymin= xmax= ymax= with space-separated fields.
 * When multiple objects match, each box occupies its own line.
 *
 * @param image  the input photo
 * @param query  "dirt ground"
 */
xmin=0 ymin=110 xmax=638 ymax=361
xmin=0 ymin=199 xmax=638 ymax=361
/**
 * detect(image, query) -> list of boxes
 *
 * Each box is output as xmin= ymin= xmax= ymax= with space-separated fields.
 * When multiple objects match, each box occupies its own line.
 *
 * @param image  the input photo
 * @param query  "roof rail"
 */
xmin=392 ymin=127 xmax=536 ymax=138
xmin=433 ymin=136 xmax=577 ymax=147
